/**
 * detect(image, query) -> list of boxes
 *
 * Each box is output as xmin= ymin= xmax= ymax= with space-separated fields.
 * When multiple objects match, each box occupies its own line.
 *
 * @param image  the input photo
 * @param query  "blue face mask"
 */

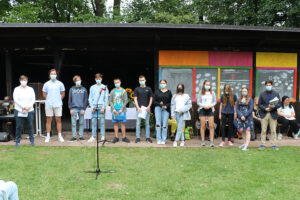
xmin=96 ymin=79 xmax=102 ymax=84
xmin=50 ymin=75 xmax=57 ymax=80
xmin=160 ymin=84 xmax=166 ymax=89
xmin=225 ymin=91 xmax=229 ymax=95
xmin=266 ymin=86 xmax=272 ymax=91
xmin=204 ymin=85 xmax=211 ymax=90
xmin=139 ymin=81 xmax=145 ymax=86
xmin=3 ymin=103 xmax=9 ymax=107
xmin=115 ymin=83 xmax=121 ymax=88
xmin=75 ymin=81 xmax=81 ymax=86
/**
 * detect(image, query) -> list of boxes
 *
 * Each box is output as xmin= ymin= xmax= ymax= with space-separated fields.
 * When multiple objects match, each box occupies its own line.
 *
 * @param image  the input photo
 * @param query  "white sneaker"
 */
xmin=161 ymin=141 xmax=166 ymax=145
xmin=294 ymin=135 xmax=298 ymax=140
xmin=58 ymin=135 xmax=64 ymax=142
xmin=45 ymin=136 xmax=50 ymax=143
xmin=173 ymin=141 xmax=177 ymax=147
xmin=101 ymin=136 xmax=105 ymax=141
xmin=88 ymin=136 xmax=95 ymax=142
xmin=180 ymin=141 xmax=185 ymax=147
xmin=157 ymin=141 xmax=162 ymax=145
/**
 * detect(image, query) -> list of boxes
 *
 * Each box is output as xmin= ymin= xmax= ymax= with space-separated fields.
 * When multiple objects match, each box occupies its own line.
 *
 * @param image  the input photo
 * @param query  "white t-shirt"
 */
xmin=13 ymin=86 xmax=36 ymax=112
xmin=278 ymin=105 xmax=295 ymax=120
xmin=175 ymin=94 xmax=188 ymax=112
xmin=202 ymin=92 xmax=213 ymax=107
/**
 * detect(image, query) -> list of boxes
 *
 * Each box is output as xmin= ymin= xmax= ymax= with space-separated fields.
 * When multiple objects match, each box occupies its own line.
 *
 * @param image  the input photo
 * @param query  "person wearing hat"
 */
xmin=277 ymin=96 xmax=300 ymax=139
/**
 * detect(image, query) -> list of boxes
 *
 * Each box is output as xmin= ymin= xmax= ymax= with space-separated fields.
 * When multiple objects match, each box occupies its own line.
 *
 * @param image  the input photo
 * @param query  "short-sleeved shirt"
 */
xmin=43 ymin=80 xmax=65 ymax=108
xmin=113 ymin=89 xmax=123 ymax=110
xmin=220 ymin=94 xmax=237 ymax=114
xmin=133 ymin=86 xmax=153 ymax=107
xmin=278 ymin=105 xmax=296 ymax=120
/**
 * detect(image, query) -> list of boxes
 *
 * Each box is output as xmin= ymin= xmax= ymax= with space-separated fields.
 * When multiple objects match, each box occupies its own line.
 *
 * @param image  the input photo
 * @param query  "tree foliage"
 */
xmin=0 ymin=0 xmax=298 ymax=27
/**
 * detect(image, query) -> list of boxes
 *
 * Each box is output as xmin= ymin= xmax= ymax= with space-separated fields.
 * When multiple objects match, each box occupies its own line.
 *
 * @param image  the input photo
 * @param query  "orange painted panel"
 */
xmin=159 ymin=51 xmax=209 ymax=66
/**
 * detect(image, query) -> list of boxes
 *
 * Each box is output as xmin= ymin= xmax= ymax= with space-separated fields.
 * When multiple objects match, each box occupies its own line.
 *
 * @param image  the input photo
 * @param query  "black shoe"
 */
xmin=68 ymin=137 xmax=76 ymax=142
xmin=79 ymin=137 xmax=85 ymax=141
xmin=266 ymin=137 xmax=270 ymax=141
xmin=122 ymin=137 xmax=130 ymax=143
xmin=170 ymin=136 xmax=175 ymax=141
xmin=135 ymin=138 xmax=141 ymax=143
xmin=146 ymin=138 xmax=153 ymax=143
xmin=112 ymin=137 xmax=119 ymax=143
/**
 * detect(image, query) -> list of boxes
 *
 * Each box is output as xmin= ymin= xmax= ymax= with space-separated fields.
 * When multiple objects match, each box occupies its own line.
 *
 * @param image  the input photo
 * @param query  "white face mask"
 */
xmin=20 ymin=81 xmax=27 ymax=86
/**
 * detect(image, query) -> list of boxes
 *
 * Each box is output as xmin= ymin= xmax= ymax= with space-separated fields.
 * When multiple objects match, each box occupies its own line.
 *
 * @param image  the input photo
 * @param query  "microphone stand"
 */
xmin=85 ymin=86 xmax=115 ymax=179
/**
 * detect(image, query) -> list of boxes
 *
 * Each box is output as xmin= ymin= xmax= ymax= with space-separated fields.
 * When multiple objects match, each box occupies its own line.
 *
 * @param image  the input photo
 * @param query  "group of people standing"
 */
xmin=10 ymin=69 xmax=300 ymax=150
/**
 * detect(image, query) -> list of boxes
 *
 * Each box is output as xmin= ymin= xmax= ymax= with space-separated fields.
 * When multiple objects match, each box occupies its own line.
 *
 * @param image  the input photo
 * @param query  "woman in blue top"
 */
xmin=236 ymin=87 xmax=254 ymax=151
xmin=219 ymin=84 xmax=237 ymax=147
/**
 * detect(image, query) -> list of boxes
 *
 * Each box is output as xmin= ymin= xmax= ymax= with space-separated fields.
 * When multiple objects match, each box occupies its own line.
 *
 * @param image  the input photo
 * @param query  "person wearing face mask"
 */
xmin=13 ymin=75 xmax=36 ymax=147
xmin=219 ymin=84 xmax=237 ymax=147
xmin=277 ymin=96 xmax=300 ymax=140
xmin=171 ymin=83 xmax=192 ymax=147
xmin=43 ymin=69 xmax=66 ymax=143
xmin=258 ymin=80 xmax=281 ymax=150
xmin=197 ymin=80 xmax=217 ymax=147
xmin=133 ymin=75 xmax=154 ymax=143
xmin=88 ymin=73 xmax=109 ymax=142
xmin=109 ymin=78 xmax=130 ymax=144
xmin=68 ymin=75 xmax=88 ymax=142
xmin=153 ymin=79 xmax=172 ymax=145
xmin=236 ymin=88 xmax=253 ymax=151
xmin=1 ymin=96 xmax=15 ymax=115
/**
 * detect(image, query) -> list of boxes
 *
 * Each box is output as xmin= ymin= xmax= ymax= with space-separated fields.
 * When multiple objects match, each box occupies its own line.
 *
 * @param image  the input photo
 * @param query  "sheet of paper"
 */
xmin=137 ymin=106 xmax=148 ymax=119
xmin=18 ymin=112 xmax=28 ymax=117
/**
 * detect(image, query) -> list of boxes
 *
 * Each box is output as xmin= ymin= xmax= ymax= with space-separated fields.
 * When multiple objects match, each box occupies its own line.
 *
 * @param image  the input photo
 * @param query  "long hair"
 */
xmin=239 ymin=87 xmax=250 ymax=105
xmin=176 ymin=83 xmax=185 ymax=94
xmin=201 ymin=80 xmax=212 ymax=95
xmin=253 ymin=97 xmax=259 ymax=110
xmin=222 ymin=84 xmax=234 ymax=106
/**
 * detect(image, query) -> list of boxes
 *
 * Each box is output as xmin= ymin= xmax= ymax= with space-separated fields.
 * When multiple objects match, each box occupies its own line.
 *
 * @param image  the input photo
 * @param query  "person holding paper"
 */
xmin=88 ymin=73 xmax=109 ymax=142
xmin=68 ymin=75 xmax=88 ymax=142
xmin=219 ymin=84 xmax=237 ymax=147
xmin=43 ymin=69 xmax=65 ymax=143
xmin=171 ymin=83 xmax=192 ymax=147
xmin=236 ymin=87 xmax=254 ymax=151
xmin=13 ymin=75 xmax=36 ymax=147
xmin=258 ymin=80 xmax=281 ymax=150
xmin=153 ymin=79 xmax=172 ymax=145
xmin=277 ymin=96 xmax=300 ymax=139
xmin=109 ymin=78 xmax=130 ymax=143
xmin=133 ymin=75 xmax=153 ymax=143
xmin=197 ymin=80 xmax=217 ymax=147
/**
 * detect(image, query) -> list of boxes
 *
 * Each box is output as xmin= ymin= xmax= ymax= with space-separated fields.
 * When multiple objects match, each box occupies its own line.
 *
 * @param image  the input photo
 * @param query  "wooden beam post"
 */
xmin=5 ymin=50 xmax=12 ymax=98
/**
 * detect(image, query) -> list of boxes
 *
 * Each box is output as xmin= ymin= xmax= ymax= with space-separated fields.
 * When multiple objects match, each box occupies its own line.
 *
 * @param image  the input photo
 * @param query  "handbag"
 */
xmin=0 ymin=132 xmax=10 ymax=142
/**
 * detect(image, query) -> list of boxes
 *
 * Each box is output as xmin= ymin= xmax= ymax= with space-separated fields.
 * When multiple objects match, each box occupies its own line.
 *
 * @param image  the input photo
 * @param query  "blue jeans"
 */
xmin=154 ymin=106 xmax=169 ymax=142
xmin=175 ymin=112 xmax=185 ymax=141
xmin=136 ymin=110 xmax=150 ymax=138
xmin=14 ymin=110 xmax=34 ymax=144
xmin=71 ymin=108 xmax=84 ymax=138
xmin=92 ymin=109 xmax=105 ymax=137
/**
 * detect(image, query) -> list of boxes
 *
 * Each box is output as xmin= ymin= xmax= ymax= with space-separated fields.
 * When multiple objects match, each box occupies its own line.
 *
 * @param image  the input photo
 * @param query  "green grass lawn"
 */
xmin=1 ymin=145 xmax=300 ymax=200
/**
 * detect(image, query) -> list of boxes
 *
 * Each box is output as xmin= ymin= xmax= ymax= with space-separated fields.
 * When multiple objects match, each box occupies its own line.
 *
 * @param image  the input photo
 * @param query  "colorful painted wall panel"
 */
xmin=256 ymin=52 xmax=297 ymax=68
xmin=209 ymin=51 xmax=252 ymax=67
xmin=159 ymin=51 xmax=209 ymax=66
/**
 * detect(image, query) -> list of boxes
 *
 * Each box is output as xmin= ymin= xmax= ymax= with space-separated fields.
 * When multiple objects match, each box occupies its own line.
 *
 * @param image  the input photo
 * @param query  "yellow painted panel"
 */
xmin=256 ymin=52 xmax=297 ymax=68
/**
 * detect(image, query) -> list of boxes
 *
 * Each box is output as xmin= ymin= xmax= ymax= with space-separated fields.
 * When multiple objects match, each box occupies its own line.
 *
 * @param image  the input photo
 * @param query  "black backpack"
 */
xmin=0 ymin=132 xmax=10 ymax=142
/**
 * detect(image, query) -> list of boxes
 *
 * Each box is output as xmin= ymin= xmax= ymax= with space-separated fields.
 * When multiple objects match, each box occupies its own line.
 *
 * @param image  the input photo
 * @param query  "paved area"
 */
xmin=1 ymin=131 xmax=300 ymax=148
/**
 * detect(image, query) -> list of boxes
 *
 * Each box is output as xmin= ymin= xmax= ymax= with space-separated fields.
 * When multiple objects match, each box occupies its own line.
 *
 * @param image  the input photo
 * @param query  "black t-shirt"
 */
xmin=133 ymin=86 xmax=153 ymax=107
